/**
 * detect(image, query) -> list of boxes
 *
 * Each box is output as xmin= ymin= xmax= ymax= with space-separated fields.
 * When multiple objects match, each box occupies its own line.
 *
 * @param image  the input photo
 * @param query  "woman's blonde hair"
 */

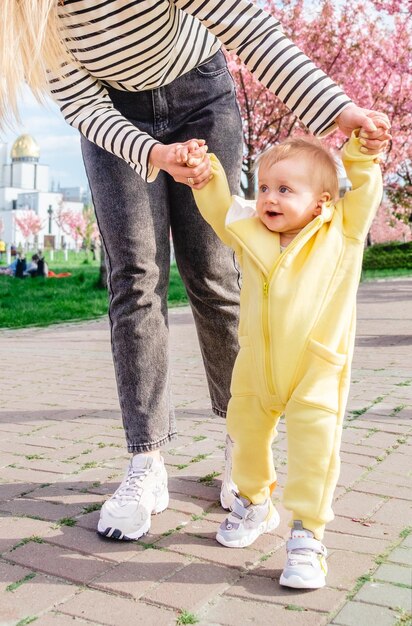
xmin=0 ymin=0 xmax=70 ymax=130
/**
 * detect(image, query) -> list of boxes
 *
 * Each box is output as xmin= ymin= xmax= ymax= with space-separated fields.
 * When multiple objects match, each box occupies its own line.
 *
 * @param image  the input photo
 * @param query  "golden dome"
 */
xmin=11 ymin=134 xmax=40 ymax=162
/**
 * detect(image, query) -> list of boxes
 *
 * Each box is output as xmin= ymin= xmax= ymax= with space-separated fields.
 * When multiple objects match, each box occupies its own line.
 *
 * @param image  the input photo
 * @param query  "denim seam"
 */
xmin=212 ymin=406 xmax=227 ymax=418
xmin=127 ymin=431 xmax=178 ymax=453
xmin=195 ymin=67 xmax=229 ymax=78
xmin=232 ymin=250 xmax=242 ymax=290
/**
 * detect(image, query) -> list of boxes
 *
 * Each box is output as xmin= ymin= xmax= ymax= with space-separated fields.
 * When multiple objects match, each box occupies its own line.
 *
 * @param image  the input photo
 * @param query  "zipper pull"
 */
xmin=263 ymin=281 xmax=268 ymax=296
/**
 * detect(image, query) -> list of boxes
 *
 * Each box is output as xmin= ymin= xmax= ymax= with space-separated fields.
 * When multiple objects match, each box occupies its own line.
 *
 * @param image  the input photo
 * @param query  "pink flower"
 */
xmin=14 ymin=211 xmax=43 ymax=241
xmin=226 ymin=0 xmax=412 ymax=233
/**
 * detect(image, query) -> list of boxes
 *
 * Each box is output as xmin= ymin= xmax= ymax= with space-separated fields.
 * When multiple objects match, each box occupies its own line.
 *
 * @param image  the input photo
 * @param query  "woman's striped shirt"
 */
xmin=50 ymin=0 xmax=352 ymax=181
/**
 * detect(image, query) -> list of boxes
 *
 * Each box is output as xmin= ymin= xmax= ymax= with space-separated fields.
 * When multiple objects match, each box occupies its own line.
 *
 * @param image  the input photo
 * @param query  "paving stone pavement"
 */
xmin=0 ymin=279 xmax=411 ymax=626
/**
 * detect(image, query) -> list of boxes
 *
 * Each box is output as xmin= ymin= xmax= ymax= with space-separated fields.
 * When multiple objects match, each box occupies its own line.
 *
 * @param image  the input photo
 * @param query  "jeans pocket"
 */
xmin=195 ymin=50 xmax=229 ymax=77
xmin=292 ymin=339 xmax=346 ymax=413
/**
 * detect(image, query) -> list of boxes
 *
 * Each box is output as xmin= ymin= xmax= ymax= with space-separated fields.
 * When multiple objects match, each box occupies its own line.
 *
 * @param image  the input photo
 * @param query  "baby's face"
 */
xmin=256 ymin=155 xmax=323 ymax=236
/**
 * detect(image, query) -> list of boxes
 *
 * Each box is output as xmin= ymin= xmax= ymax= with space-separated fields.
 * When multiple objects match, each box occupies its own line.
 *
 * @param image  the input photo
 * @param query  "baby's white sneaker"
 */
xmin=280 ymin=521 xmax=327 ymax=589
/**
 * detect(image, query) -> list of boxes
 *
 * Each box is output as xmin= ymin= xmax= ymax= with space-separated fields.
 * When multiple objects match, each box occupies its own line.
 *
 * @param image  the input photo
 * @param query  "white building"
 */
xmin=0 ymin=134 xmax=84 ymax=250
xmin=58 ymin=185 xmax=92 ymax=206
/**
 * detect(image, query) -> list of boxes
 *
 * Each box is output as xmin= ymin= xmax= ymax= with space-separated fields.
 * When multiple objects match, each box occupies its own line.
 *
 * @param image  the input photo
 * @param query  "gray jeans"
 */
xmin=81 ymin=50 xmax=243 ymax=453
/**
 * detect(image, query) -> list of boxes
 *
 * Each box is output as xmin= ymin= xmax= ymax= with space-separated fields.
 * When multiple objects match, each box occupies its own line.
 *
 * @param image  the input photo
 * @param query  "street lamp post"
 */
xmin=47 ymin=205 xmax=55 ymax=260
xmin=47 ymin=205 xmax=53 ymax=234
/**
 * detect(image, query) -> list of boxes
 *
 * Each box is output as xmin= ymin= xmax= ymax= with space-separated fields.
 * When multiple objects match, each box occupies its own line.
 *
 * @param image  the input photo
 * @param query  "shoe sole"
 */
xmin=279 ymin=573 xmax=326 ymax=589
xmin=216 ymin=508 xmax=280 ymax=548
xmin=97 ymin=489 xmax=169 ymax=541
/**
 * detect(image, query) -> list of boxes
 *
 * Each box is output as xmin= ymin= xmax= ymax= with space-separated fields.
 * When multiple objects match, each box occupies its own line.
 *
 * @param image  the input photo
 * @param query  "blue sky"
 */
xmin=2 ymin=86 xmax=88 ymax=189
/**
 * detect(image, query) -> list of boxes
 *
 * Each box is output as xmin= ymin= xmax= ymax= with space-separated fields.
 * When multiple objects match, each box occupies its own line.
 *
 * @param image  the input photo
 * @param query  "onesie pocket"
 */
xmin=230 ymin=336 xmax=256 ymax=397
xmin=291 ymin=339 xmax=347 ymax=413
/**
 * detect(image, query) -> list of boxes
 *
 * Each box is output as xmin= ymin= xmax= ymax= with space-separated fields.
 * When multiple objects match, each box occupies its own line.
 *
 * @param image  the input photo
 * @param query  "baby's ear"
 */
xmin=315 ymin=192 xmax=331 ymax=215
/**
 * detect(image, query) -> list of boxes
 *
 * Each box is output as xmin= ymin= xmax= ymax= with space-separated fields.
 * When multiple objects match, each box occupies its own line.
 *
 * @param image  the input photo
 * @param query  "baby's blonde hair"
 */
xmin=0 ymin=0 xmax=71 ymax=130
xmin=257 ymin=136 xmax=340 ymax=201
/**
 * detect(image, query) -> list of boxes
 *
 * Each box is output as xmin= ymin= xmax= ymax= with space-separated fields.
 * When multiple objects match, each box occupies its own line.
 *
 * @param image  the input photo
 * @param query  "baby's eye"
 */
xmin=259 ymin=184 xmax=269 ymax=193
xmin=279 ymin=186 xmax=289 ymax=194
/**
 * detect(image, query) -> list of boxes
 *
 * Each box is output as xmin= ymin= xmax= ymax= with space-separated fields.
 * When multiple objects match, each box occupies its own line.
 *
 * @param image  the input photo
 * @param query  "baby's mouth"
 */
xmin=267 ymin=210 xmax=281 ymax=217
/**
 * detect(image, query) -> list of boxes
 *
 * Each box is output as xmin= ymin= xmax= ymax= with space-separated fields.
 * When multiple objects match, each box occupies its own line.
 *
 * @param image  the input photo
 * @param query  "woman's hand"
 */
xmin=336 ymin=104 xmax=391 ymax=154
xmin=149 ymin=139 xmax=212 ymax=189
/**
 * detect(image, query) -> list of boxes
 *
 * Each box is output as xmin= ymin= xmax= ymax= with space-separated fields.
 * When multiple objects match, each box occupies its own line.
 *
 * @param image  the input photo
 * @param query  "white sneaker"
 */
xmin=97 ymin=454 xmax=168 ymax=540
xmin=220 ymin=434 xmax=238 ymax=511
xmin=216 ymin=495 xmax=280 ymax=548
xmin=279 ymin=521 xmax=328 ymax=589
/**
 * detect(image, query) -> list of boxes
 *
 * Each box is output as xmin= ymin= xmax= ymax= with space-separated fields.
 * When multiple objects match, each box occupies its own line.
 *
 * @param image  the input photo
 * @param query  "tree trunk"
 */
xmin=366 ymin=231 xmax=372 ymax=247
xmin=243 ymin=171 xmax=255 ymax=199
xmin=241 ymin=158 xmax=256 ymax=200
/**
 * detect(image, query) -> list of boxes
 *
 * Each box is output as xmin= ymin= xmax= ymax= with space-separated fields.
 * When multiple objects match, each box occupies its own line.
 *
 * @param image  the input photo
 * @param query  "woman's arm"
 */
xmin=48 ymin=55 xmax=213 ymax=184
xmin=48 ymin=56 xmax=161 ymax=182
xmin=173 ymin=0 xmax=351 ymax=135
xmin=173 ymin=0 xmax=390 ymax=143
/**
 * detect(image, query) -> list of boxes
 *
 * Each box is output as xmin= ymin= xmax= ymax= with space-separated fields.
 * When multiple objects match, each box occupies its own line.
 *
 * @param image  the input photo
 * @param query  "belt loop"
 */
xmin=152 ymin=87 xmax=169 ymax=136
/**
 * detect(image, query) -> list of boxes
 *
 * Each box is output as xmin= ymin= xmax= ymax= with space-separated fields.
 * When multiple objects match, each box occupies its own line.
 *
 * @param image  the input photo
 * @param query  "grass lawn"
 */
xmin=1 ymin=245 xmax=411 ymax=329
xmin=0 ymin=263 xmax=188 ymax=329
xmin=362 ymin=267 xmax=412 ymax=281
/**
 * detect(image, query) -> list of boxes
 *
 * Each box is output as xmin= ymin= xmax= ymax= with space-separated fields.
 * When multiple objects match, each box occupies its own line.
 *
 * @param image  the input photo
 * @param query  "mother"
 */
xmin=2 ymin=0 xmax=389 ymax=540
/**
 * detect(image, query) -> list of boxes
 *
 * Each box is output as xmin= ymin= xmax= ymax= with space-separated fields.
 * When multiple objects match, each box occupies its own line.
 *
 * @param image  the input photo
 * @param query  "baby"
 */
xmin=177 ymin=126 xmax=385 ymax=589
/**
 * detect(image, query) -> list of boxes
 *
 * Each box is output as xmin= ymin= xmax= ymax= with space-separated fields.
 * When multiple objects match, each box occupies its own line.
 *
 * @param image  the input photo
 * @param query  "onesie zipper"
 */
xmin=260 ymin=217 xmax=323 ymax=401
xmin=230 ymin=216 xmax=324 ymax=403
xmin=262 ymin=279 xmax=275 ymax=396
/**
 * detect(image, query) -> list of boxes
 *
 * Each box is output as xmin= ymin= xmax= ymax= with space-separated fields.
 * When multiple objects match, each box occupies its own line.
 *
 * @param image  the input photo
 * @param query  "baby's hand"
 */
xmin=359 ymin=111 xmax=391 ymax=155
xmin=175 ymin=139 xmax=208 ymax=167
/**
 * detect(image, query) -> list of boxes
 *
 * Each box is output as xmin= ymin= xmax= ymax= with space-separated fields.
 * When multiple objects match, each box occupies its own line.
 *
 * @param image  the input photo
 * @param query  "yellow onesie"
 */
xmin=192 ymin=133 xmax=383 ymax=539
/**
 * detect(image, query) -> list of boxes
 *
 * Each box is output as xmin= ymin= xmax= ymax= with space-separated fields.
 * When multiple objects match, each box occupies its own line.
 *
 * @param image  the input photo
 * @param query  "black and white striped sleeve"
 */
xmin=173 ymin=0 xmax=352 ymax=135
xmin=47 ymin=59 xmax=160 ymax=182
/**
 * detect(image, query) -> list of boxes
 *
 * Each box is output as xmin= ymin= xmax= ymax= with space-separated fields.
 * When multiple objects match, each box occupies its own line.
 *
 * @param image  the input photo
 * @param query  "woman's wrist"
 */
xmin=148 ymin=143 xmax=164 ymax=170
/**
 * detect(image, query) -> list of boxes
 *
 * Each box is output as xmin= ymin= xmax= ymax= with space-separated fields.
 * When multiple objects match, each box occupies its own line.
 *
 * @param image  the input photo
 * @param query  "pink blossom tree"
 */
xmin=227 ymin=0 xmax=412 ymax=242
xmin=82 ymin=206 xmax=100 ymax=255
xmin=370 ymin=200 xmax=411 ymax=244
xmin=370 ymin=0 xmax=411 ymax=15
xmin=14 ymin=210 xmax=43 ymax=249
xmin=56 ymin=207 xmax=85 ymax=250
xmin=57 ymin=205 xmax=100 ymax=257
